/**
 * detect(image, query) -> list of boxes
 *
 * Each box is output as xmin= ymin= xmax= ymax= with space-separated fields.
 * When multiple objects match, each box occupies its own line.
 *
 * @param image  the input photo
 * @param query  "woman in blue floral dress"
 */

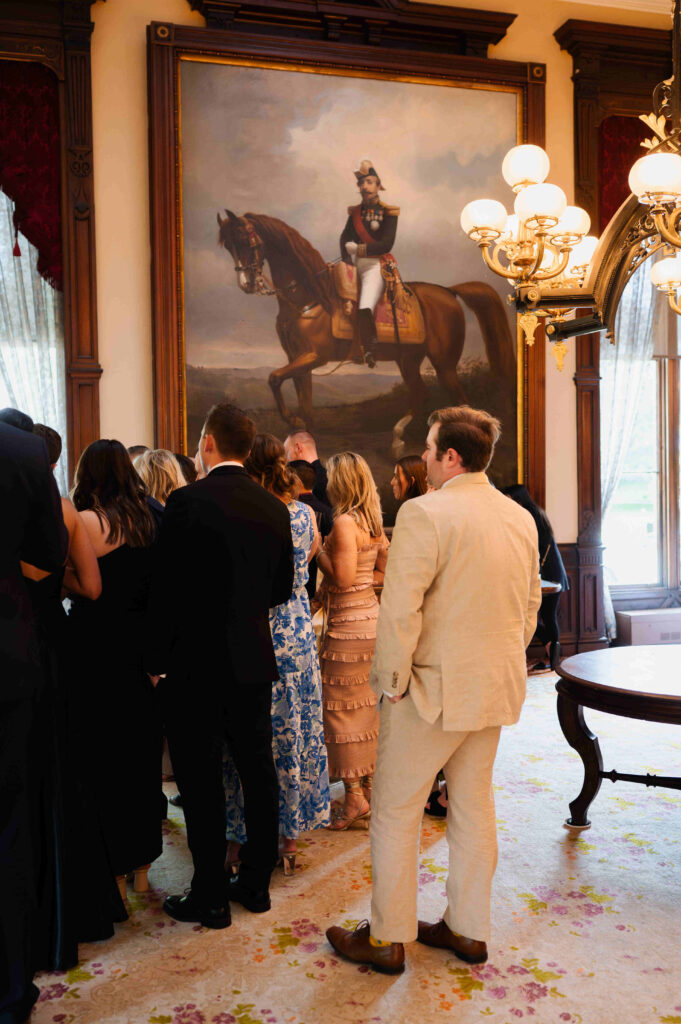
xmin=223 ymin=434 xmax=331 ymax=872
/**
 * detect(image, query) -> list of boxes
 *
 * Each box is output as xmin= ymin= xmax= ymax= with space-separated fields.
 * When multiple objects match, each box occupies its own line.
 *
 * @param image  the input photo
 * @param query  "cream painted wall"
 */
xmin=91 ymin=0 xmax=203 ymax=447
xmin=90 ymin=0 xmax=670 ymax=539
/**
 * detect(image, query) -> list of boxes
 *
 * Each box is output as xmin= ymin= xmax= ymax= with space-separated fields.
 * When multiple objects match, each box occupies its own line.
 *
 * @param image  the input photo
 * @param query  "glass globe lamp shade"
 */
xmin=460 ymin=199 xmax=508 ymax=241
xmin=629 ymin=153 xmax=681 ymax=205
xmin=548 ymin=205 xmax=591 ymax=245
xmin=650 ymin=255 xmax=681 ymax=289
xmin=514 ymin=184 xmax=567 ymax=229
xmin=501 ymin=145 xmax=550 ymax=191
xmin=565 ymin=234 xmax=598 ymax=276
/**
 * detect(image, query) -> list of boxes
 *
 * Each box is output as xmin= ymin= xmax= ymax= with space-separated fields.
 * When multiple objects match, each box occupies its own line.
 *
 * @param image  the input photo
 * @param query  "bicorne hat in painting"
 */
xmin=354 ymin=159 xmax=385 ymax=190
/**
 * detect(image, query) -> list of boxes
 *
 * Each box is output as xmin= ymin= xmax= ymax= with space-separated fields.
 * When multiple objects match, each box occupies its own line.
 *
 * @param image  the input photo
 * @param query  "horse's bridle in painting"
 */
xmin=231 ymin=218 xmax=318 ymax=316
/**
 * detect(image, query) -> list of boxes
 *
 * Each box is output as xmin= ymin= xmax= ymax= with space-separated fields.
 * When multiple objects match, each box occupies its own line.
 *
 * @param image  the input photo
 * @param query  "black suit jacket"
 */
xmin=146 ymin=465 xmax=294 ymax=687
xmin=0 ymin=422 xmax=67 ymax=701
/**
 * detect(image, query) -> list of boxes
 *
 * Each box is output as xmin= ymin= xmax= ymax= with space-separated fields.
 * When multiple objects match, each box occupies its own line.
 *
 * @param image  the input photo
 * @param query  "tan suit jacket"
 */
xmin=370 ymin=472 xmax=541 ymax=731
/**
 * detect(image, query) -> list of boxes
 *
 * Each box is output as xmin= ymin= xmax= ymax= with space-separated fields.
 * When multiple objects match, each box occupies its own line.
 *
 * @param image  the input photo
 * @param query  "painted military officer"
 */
xmin=340 ymin=160 xmax=400 ymax=368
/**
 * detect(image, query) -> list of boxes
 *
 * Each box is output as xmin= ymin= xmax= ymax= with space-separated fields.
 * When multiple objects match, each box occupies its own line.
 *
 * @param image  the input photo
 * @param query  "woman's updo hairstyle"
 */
xmin=244 ymin=432 xmax=300 ymax=500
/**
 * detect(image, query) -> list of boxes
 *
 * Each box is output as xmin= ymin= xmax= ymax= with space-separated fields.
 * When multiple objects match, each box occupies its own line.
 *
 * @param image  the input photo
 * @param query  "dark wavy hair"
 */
xmin=502 ymin=484 xmax=554 ymax=539
xmin=245 ymin=433 xmax=299 ymax=500
xmin=72 ymin=439 xmax=156 ymax=548
xmin=395 ymin=455 xmax=428 ymax=500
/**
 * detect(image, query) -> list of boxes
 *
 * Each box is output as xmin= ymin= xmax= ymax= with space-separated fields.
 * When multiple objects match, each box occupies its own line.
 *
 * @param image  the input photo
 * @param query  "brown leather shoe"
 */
xmin=326 ymin=921 xmax=405 ymax=974
xmin=417 ymin=919 xmax=487 ymax=964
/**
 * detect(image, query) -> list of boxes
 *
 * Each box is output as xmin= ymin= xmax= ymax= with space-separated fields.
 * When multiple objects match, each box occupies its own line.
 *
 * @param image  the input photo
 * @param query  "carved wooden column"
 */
xmin=574 ymin=329 xmax=607 ymax=650
xmin=62 ymin=2 xmax=101 ymax=473
xmin=571 ymin=47 xmax=603 ymax=228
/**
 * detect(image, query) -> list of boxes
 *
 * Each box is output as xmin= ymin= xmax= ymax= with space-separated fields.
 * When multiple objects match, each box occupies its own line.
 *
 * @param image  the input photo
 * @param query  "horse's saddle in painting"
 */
xmin=330 ymin=262 xmax=425 ymax=345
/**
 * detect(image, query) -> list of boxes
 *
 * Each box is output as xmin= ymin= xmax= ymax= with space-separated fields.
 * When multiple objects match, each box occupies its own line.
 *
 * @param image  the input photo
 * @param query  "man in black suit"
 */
xmin=0 ymin=419 xmax=67 ymax=1024
xmin=146 ymin=403 xmax=294 ymax=930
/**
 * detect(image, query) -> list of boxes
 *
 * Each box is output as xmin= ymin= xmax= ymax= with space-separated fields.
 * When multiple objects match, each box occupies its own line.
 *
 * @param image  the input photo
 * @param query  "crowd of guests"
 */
xmin=1 ymin=399 xmax=563 ymax=1018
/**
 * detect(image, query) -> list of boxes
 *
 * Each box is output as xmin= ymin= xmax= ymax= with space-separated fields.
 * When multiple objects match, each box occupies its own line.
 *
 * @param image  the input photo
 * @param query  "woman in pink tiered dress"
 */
xmin=316 ymin=452 xmax=389 ymax=830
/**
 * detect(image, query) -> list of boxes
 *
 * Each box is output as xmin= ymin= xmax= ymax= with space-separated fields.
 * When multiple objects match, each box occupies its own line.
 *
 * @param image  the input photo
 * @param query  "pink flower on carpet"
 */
xmin=290 ymin=918 xmax=321 ymax=938
xmin=616 ymin=925 xmax=626 ymax=931
xmin=507 ymin=965 xmax=530 ymax=976
xmin=519 ymin=982 xmax=548 ymax=1003
xmin=38 ymin=983 xmax=69 ymax=1001
xmin=488 ymin=987 xmax=508 ymax=998
xmin=172 ymin=1004 xmax=206 ymax=1024
xmin=509 ymin=1010 xmax=524 ymax=1018
xmin=581 ymin=903 xmax=604 ymax=917
xmin=560 ymin=1014 xmax=573 ymax=1021
xmin=211 ymin=1015 xmax=236 ymax=1024
xmin=551 ymin=906 xmax=569 ymax=915
xmin=301 ymin=942 xmax=319 ymax=953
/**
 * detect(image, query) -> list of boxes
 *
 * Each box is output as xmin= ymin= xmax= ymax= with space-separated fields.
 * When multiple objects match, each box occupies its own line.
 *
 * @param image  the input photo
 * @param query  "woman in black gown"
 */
xmin=503 ymin=484 xmax=569 ymax=671
xmin=22 ymin=423 xmax=122 ymax=967
xmin=70 ymin=440 xmax=163 ymax=904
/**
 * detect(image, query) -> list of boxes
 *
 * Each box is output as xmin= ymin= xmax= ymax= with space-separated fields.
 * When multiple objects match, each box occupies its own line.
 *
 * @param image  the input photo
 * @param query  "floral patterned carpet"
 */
xmin=34 ymin=673 xmax=681 ymax=1024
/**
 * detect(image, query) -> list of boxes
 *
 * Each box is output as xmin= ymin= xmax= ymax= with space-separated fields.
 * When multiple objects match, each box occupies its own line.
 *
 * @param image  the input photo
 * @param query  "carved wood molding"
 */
xmin=148 ymin=16 xmax=545 ymax=495
xmin=574 ymin=326 xmax=607 ymax=649
xmin=0 ymin=2 xmax=100 ymax=478
xmin=555 ymin=18 xmax=671 ymax=228
xmin=186 ymin=0 xmax=516 ymax=58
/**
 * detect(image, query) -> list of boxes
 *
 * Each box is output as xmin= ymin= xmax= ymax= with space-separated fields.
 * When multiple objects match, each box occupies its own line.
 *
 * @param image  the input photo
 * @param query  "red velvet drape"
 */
xmin=598 ymin=114 xmax=648 ymax=235
xmin=0 ymin=59 xmax=62 ymax=291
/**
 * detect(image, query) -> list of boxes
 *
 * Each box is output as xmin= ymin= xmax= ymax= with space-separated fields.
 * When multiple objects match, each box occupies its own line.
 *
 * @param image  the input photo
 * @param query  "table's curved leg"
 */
xmin=556 ymin=695 xmax=603 ymax=828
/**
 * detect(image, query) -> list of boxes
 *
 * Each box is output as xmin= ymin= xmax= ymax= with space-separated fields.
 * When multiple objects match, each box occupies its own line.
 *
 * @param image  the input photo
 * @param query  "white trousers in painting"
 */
xmin=355 ymin=256 xmax=385 ymax=312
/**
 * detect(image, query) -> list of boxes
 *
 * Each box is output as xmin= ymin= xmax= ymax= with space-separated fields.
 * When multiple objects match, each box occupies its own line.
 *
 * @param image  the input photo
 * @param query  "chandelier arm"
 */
xmin=653 ymin=209 xmax=681 ymax=249
xmin=667 ymin=288 xmax=681 ymax=315
xmin=480 ymin=244 xmax=520 ymax=280
xmin=534 ymin=249 xmax=571 ymax=282
xmin=526 ymin=235 xmax=546 ymax=280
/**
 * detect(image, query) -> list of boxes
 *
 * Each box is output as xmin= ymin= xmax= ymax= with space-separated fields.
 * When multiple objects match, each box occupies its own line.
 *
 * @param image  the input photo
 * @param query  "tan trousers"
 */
xmin=370 ymin=695 xmax=501 ymax=944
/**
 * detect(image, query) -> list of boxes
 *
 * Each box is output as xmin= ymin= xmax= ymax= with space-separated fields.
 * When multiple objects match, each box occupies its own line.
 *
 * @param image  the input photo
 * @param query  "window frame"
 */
xmin=607 ymin=326 xmax=681 ymax=602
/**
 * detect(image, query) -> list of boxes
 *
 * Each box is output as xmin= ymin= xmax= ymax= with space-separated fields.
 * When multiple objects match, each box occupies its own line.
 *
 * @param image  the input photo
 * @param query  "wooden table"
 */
xmin=555 ymin=645 xmax=681 ymax=830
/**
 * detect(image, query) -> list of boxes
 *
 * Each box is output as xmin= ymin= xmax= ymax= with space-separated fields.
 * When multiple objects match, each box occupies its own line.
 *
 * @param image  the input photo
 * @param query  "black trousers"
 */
xmin=536 ymin=594 xmax=560 ymax=646
xmin=163 ymin=675 xmax=279 ymax=903
xmin=0 ymin=699 xmax=39 ymax=1024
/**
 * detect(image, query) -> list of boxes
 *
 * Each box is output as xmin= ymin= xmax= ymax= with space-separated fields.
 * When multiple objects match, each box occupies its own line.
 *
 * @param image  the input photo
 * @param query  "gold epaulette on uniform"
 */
xmin=382 ymin=204 xmax=400 ymax=215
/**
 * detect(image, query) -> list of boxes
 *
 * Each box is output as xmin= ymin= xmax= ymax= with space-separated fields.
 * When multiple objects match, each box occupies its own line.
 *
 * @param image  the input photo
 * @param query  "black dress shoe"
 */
xmin=363 ymin=350 xmax=377 ymax=369
xmin=228 ymin=876 xmax=271 ymax=913
xmin=163 ymin=891 xmax=230 ymax=929
xmin=169 ymin=793 xmax=183 ymax=808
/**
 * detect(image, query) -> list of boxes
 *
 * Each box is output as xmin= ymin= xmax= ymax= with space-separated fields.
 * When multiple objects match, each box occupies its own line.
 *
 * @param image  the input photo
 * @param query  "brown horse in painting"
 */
xmin=217 ymin=210 xmax=515 ymax=446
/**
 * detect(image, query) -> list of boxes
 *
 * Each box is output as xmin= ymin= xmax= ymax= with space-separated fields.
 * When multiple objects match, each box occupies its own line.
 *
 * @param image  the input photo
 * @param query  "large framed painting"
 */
xmin=148 ymin=11 xmax=546 ymax=510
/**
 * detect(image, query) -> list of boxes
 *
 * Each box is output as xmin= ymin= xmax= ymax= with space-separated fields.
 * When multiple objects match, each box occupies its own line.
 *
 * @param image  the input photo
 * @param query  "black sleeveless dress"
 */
xmin=27 ymin=570 xmax=126 ymax=955
xmin=69 ymin=543 xmax=163 ymax=879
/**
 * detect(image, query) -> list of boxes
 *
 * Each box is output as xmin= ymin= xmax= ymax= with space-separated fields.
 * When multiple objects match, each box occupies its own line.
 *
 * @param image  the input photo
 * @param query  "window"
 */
xmin=0 ymin=188 xmax=68 ymax=493
xmin=601 ymin=262 xmax=680 ymax=596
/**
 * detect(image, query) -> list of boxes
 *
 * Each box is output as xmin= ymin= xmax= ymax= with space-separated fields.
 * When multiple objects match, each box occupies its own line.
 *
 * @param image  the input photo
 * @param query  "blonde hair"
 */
xmin=134 ymin=449 xmax=187 ymax=505
xmin=327 ymin=452 xmax=383 ymax=538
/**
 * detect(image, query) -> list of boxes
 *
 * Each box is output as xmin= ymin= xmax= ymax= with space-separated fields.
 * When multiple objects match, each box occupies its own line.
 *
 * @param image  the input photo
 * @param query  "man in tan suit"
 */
xmin=326 ymin=405 xmax=541 ymax=973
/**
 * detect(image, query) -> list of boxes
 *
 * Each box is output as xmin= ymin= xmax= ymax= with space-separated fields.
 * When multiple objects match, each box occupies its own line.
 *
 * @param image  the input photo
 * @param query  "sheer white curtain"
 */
xmin=0 ymin=188 xmax=67 ymax=493
xmin=600 ymin=254 xmax=664 ymax=635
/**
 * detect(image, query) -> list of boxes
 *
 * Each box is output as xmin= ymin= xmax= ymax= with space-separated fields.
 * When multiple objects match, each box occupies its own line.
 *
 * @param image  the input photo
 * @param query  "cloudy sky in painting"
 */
xmin=180 ymin=60 xmax=517 ymax=369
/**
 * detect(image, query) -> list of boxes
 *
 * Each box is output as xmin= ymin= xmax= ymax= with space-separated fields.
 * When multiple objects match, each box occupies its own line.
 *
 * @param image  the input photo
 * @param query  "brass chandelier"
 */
xmin=460 ymin=0 xmax=681 ymax=370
